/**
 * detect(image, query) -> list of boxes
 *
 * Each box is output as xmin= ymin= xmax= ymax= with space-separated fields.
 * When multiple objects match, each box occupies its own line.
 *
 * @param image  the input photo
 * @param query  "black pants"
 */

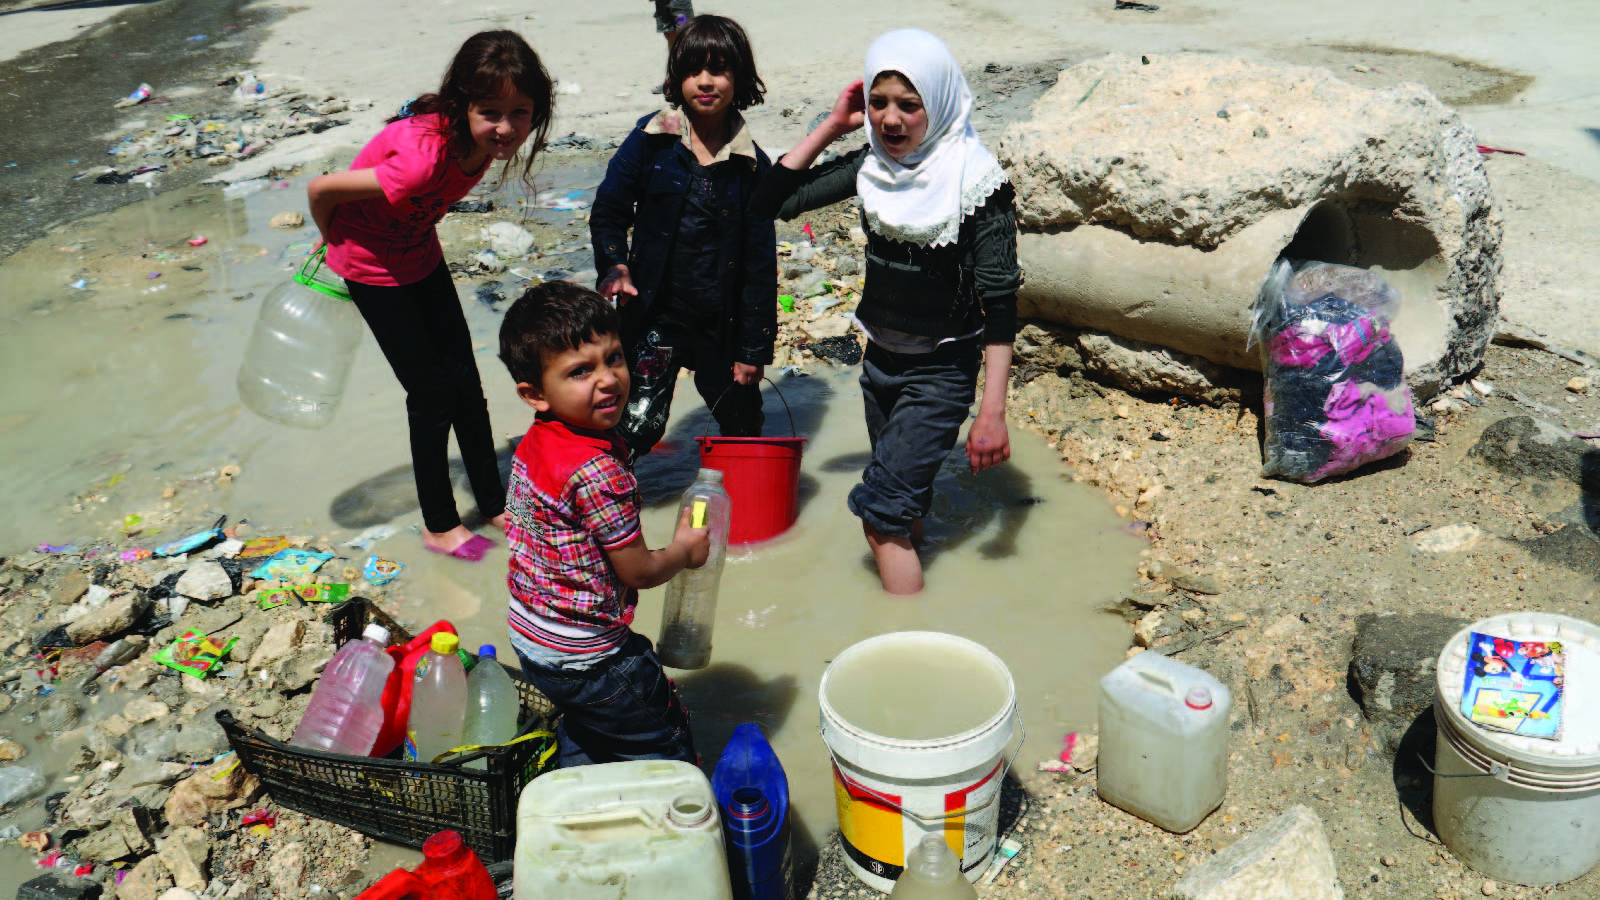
xmin=618 ymin=307 xmax=763 ymax=462
xmin=347 ymin=262 xmax=505 ymax=533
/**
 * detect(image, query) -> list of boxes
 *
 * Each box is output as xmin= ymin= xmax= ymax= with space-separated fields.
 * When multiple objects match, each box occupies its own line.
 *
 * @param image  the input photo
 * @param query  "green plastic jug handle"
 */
xmin=293 ymin=245 xmax=353 ymax=302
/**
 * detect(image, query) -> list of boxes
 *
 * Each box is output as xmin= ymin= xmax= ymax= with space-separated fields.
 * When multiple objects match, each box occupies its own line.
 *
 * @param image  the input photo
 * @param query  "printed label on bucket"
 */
xmin=832 ymin=759 xmax=1003 ymax=882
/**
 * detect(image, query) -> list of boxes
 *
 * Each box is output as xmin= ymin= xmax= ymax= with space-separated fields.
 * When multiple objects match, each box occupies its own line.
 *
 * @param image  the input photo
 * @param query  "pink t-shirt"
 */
xmin=324 ymin=114 xmax=489 ymax=286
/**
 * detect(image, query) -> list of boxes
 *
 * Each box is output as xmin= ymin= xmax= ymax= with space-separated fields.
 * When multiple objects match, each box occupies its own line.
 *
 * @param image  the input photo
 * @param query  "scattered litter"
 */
xmin=554 ymin=81 xmax=582 ymax=96
xmin=155 ymin=520 xmax=225 ymax=557
xmin=249 ymin=548 xmax=333 ymax=580
xmin=363 ymin=555 xmax=403 ymax=586
xmin=1477 ymin=145 xmax=1526 ymax=156
xmin=801 ymin=222 xmax=815 ymax=241
xmin=188 ymin=236 xmax=208 ymax=247
xmin=241 ymin=809 xmax=277 ymax=835
xmin=35 ymin=543 xmax=77 ymax=554
xmin=344 ymin=524 xmax=397 ymax=550
xmin=153 ymin=629 xmax=237 ymax=679
xmin=114 ymin=83 xmax=153 ymax=109
xmin=473 ymin=249 xmax=506 ymax=274
xmin=778 ymin=294 xmax=795 ymax=313
xmin=147 ymin=272 xmax=162 ymax=279
xmin=537 ymin=190 xmax=590 ymax=211
xmin=978 ymin=837 xmax=1024 ymax=886
xmin=69 ymin=279 xmax=88 ymax=290
xmin=257 ymin=583 xmax=350 ymax=610
xmin=450 ymin=197 xmax=494 ymax=214
xmin=475 ymin=281 xmax=506 ymax=308
xmin=485 ymin=221 xmax=535 ymax=258
xmin=240 ymin=535 xmax=292 ymax=557
xmin=188 ymin=34 xmax=208 ymax=41
xmin=222 ymin=178 xmax=272 ymax=200
xmin=1114 ymin=0 xmax=1160 ymax=9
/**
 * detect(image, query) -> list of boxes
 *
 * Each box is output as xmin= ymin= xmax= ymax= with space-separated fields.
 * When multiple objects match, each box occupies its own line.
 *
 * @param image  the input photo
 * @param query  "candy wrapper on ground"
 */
xmin=1251 ymin=260 xmax=1416 ymax=483
xmin=364 ymin=555 xmax=403 ymax=585
xmin=154 ymin=630 xmax=238 ymax=679
xmin=155 ymin=526 xmax=222 ymax=557
xmin=1460 ymin=631 xmax=1566 ymax=740
xmin=257 ymin=583 xmax=350 ymax=610
xmin=250 ymin=548 xmax=333 ymax=580
xmin=240 ymin=535 xmax=293 ymax=557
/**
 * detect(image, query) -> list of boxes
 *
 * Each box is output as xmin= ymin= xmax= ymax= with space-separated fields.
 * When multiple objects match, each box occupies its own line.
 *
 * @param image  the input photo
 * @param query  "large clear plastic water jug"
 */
xmin=514 ymin=760 xmax=734 ymax=900
xmin=237 ymin=247 xmax=364 ymax=429
xmin=658 ymin=468 xmax=733 ymax=670
xmin=1097 ymin=652 xmax=1232 ymax=833
xmin=290 ymin=624 xmax=394 ymax=756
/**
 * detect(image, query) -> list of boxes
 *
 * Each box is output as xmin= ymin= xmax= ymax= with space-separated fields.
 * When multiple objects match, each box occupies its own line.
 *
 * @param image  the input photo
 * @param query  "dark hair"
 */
xmin=663 ymin=15 xmax=766 ymax=111
xmin=392 ymin=30 xmax=554 ymax=183
xmin=499 ymin=281 xmax=621 ymax=387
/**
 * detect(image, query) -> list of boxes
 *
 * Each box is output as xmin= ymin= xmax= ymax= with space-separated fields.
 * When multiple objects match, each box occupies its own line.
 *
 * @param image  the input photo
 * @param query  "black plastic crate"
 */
xmin=219 ymin=599 xmax=555 ymax=862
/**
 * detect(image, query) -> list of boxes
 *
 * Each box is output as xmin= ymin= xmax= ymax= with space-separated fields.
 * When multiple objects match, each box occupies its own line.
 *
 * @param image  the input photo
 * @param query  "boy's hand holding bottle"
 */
xmin=673 ymin=504 xmax=712 ymax=569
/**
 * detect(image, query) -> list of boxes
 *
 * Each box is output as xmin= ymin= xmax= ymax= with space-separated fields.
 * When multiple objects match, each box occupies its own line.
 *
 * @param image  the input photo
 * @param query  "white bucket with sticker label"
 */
xmin=1433 ymin=612 xmax=1600 ymax=885
xmin=818 ymin=631 xmax=1021 ymax=893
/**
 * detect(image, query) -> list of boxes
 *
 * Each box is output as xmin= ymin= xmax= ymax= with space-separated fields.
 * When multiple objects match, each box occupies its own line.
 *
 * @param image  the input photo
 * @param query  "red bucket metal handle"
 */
xmin=706 ymin=376 xmax=798 ymax=439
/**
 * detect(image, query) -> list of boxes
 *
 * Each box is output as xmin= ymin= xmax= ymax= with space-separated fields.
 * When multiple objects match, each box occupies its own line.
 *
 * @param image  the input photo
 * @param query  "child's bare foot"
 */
xmin=865 ymin=523 xmax=923 ymax=595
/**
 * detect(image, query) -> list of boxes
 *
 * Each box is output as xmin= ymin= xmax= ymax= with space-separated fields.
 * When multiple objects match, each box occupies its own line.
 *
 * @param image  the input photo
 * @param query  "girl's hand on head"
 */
xmin=598 ymin=264 xmax=637 ymax=305
xmin=965 ymin=413 xmax=1010 ymax=475
xmin=825 ymin=78 xmax=866 ymax=137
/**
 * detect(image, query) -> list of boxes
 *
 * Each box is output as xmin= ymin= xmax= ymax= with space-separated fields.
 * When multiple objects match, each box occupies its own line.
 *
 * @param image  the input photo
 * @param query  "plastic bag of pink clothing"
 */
xmin=1251 ymin=260 xmax=1416 ymax=483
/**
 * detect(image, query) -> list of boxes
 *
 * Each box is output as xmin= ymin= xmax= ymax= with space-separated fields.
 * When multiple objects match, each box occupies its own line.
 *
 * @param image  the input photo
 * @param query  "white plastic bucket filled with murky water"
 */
xmin=1433 ymin=612 xmax=1600 ymax=886
xmin=819 ymin=631 xmax=1020 ymax=893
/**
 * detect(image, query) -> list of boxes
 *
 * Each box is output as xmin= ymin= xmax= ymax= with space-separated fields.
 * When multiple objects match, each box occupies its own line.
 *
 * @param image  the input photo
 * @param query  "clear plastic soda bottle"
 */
xmin=658 ymin=468 xmax=732 ymax=670
xmin=462 ymin=645 xmax=520 ymax=769
xmin=290 ymin=624 xmax=395 ymax=756
xmin=887 ymin=835 xmax=977 ymax=900
xmin=406 ymin=633 xmax=467 ymax=764
xmin=236 ymin=247 xmax=364 ymax=430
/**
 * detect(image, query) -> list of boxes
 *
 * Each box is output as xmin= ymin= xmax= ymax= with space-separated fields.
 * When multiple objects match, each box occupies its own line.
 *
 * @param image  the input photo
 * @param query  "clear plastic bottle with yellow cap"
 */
xmin=658 ymin=468 xmax=732 ymax=670
xmin=406 ymin=632 xmax=467 ymax=763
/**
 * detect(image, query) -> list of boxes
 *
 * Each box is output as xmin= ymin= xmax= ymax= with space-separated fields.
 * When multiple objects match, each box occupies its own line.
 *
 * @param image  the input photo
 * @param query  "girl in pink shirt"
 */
xmin=308 ymin=31 xmax=553 ymax=560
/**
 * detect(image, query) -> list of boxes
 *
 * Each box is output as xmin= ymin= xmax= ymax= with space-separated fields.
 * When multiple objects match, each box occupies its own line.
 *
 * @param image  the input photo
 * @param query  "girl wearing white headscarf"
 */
xmin=751 ymin=29 xmax=1021 ymax=595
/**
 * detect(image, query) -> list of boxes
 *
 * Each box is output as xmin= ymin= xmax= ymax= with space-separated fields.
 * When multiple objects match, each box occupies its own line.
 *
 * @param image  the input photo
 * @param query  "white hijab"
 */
xmin=857 ymin=29 xmax=1007 ymax=248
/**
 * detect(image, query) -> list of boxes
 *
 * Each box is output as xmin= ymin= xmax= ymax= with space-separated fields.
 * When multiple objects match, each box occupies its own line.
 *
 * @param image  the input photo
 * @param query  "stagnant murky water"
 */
xmin=0 ymin=169 xmax=1138 ymax=885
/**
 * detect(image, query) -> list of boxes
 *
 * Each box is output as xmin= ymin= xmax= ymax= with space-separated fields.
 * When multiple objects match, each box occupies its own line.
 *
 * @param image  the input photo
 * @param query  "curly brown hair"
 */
xmin=391 ymin=30 xmax=554 ymax=184
xmin=662 ymin=15 xmax=766 ymax=111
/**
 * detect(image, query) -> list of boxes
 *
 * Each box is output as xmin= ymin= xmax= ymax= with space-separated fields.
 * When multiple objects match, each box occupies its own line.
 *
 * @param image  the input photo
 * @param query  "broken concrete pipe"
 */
xmin=998 ymin=53 xmax=1502 ymax=397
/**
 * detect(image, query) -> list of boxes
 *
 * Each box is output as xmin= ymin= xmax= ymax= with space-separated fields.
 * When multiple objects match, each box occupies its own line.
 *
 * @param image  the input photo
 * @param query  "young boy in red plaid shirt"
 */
xmin=497 ymin=281 xmax=709 ymax=766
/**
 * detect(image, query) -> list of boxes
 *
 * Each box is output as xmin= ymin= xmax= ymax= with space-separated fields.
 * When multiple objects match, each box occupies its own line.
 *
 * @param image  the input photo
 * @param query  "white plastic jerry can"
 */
xmin=513 ymin=760 xmax=735 ymax=900
xmin=1097 ymin=652 xmax=1232 ymax=833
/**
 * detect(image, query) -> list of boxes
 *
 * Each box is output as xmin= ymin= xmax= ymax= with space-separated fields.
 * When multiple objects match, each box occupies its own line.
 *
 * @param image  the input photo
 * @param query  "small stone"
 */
xmin=120 ymin=855 xmax=174 ymax=900
xmin=176 ymin=561 xmax=232 ymax=602
xmin=0 ymin=738 xmax=26 ymax=761
xmin=1114 ymin=404 xmax=1131 ymax=419
xmin=124 ymin=696 xmax=171 ymax=724
xmin=799 ymin=316 xmax=854 ymax=341
xmin=1381 ymin=855 xmax=1397 ymax=867
xmin=1134 ymin=610 xmax=1166 ymax=648
xmin=248 ymin=620 xmax=306 ymax=668
xmin=1412 ymin=523 xmax=1484 ymax=553
xmin=1482 ymin=881 xmax=1497 ymax=896
xmin=50 ymin=569 xmax=90 ymax=606
xmin=73 ymin=824 xmax=133 ymax=861
xmin=1566 ymin=377 xmax=1590 ymax=394
xmin=66 ymin=591 xmax=152 ymax=645
xmin=269 ymin=211 xmax=304 ymax=229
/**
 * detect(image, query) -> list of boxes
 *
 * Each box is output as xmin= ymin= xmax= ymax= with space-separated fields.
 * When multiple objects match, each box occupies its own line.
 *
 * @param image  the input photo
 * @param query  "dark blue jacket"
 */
xmin=590 ymin=111 xmax=778 ymax=366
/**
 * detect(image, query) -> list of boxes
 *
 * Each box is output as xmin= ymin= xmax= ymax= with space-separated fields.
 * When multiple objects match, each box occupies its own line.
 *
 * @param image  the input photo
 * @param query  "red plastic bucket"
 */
xmin=696 ymin=380 xmax=807 ymax=545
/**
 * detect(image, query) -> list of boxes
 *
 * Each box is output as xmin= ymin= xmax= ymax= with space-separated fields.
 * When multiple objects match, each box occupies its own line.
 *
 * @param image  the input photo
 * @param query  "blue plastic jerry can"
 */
xmin=711 ymin=724 xmax=793 ymax=900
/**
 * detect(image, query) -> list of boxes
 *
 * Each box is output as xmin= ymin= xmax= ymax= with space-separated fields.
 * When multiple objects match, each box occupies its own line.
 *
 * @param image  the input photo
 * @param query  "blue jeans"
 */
xmin=515 ymin=631 xmax=697 ymax=768
xmin=848 ymin=339 xmax=981 ymax=538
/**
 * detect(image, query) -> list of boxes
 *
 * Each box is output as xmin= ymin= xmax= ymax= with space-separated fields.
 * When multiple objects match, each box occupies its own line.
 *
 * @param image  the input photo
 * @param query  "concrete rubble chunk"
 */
xmin=1469 ymin=416 xmax=1595 ymax=485
xmin=124 ymin=696 xmax=171 ymax=724
xmin=1166 ymin=805 xmax=1345 ymax=900
xmin=164 ymin=755 xmax=261 ymax=827
xmin=113 ymin=805 xmax=156 ymax=854
xmin=999 ymin=53 xmax=1499 ymax=390
xmin=1349 ymin=612 xmax=1470 ymax=757
xmin=118 ymin=855 xmax=174 ymax=900
xmin=266 ymin=841 xmax=308 ymax=894
xmin=248 ymin=620 xmax=306 ymax=668
xmin=1078 ymin=332 xmax=1248 ymax=405
xmin=66 ymin=591 xmax=151 ymax=645
xmin=175 ymin=561 xmax=233 ymax=602
xmin=71 ymin=824 xmax=133 ymax=862
xmin=159 ymin=826 xmax=211 ymax=892
xmin=49 ymin=569 xmax=90 ymax=606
